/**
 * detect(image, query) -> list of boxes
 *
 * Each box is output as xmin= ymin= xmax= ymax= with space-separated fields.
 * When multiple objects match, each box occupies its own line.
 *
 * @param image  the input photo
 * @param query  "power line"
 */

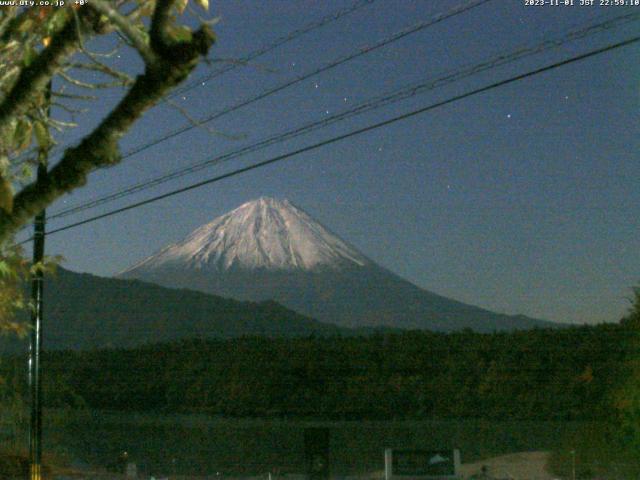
xmin=18 ymin=34 xmax=638 ymax=244
xmin=47 ymin=11 xmax=640 ymax=221
xmin=84 ymin=0 xmax=494 ymax=164
xmin=27 ymin=0 xmax=494 ymax=226
xmin=37 ymin=0 xmax=489 ymax=167
xmin=14 ymin=0 xmax=377 ymax=166
xmin=168 ymin=0 xmax=377 ymax=99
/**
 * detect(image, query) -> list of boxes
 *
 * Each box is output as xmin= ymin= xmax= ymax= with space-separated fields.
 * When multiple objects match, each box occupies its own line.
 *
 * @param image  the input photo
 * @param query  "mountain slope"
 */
xmin=120 ymin=198 xmax=558 ymax=332
xmin=0 ymin=267 xmax=344 ymax=352
xmin=124 ymin=197 xmax=368 ymax=273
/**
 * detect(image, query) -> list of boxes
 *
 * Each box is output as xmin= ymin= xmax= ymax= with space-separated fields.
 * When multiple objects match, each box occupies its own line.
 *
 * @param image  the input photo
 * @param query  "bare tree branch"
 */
xmin=0 ymin=0 xmax=215 ymax=243
xmin=150 ymin=0 xmax=175 ymax=53
xmin=165 ymin=97 xmax=245 ymax=140
xmin=90 ymin=0 xmax=156 ymax=64
xmin=72 ymin=8 xmax=123 ymax=61
xmin=0 ymin=10 xmax=84 ymax=130
xmin=67 ymin=61 xmax=133 ymax=84
xmin=0 ymin=66 xmax=20 ymax=87
xmin=59 ymin=71 xmax=132 ymax=89
xmin=79 ymin=42 xmax=122 ymax=59
xmin=186 ymin=3 xmax=220 ymax=27
xmin=47 ymin=118 xmax=78 ymax=131
xmin=51 ymin=101 xmax=88 ymax=115
xmin=0 ymin=7 xmax=26 ymax=43
xmin=52 ymin=90 xmax=98 ymax=101
xmin=125 ymin=4 xmax=146 ymax=24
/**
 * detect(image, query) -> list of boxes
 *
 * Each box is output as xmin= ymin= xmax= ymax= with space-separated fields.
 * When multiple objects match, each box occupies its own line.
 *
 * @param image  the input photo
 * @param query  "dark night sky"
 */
xmin=26 ymin=0 xmax=640 ymax=325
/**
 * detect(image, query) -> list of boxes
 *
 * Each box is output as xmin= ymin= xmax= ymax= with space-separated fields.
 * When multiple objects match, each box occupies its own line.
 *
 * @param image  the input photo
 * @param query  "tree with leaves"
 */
xmin=611 ymin=287 xmax=640 ymax=449
xmin=0 ymin=0 xmax=215 ymax=332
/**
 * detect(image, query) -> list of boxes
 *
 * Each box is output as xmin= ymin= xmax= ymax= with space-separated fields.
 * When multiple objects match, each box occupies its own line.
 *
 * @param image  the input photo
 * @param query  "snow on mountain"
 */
xmin=119 ymin=197 xmax=559 ymax=332
xmin=120 ymin=197 xmax=369 ymax=275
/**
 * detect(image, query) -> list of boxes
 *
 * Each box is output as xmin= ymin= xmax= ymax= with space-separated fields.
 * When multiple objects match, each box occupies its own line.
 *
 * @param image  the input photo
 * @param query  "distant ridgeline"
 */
xmin=0 ymin=324 xmax=631 ymax=420
xmin=119 ymin=197 xmax=559 ymax=332
xmin=0 ymin=263 xmax=558 ymax=354
xmin=0 ymin=267 xmax=345 ymax=354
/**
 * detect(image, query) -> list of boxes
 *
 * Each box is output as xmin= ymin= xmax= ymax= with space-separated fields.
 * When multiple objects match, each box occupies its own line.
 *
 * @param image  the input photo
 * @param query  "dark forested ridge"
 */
xmin=0 ymin=267 xmax=561 ymax=354
xmin=0 ymin=268 xmax=346 ymax=353
xmin=1 ymin=324 xmax=632 ymax=421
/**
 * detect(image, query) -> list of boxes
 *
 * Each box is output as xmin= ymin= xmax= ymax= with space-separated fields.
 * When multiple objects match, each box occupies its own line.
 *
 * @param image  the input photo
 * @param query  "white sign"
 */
xmin=384 ymin=449 xmax=461 ymax=480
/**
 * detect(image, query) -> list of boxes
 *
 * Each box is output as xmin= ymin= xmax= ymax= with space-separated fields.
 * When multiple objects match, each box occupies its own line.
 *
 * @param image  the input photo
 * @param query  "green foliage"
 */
xmin=622 ymin=286 xmax=640 ymax=326
xmin=544 ymin=286 xmax=640 ymax=478
xmin=2 ymin=320 xmax=635 ymax=476
xmin=0 ymin=8 xmax=71 ymax=163
xmin=1 ymin=324 xmax=629 ymax=421
xmin=0 ymin=249 xmax=61 ymax=338
xmin=0 ymin=0 xmax=216 ymax=337
xmin=0 ymin=242 xmax=29 ymax=337
xmin=0 ymin=363 xmax=28 ymax=459
xmin=605 ymin=286 xmax=640 ymax=467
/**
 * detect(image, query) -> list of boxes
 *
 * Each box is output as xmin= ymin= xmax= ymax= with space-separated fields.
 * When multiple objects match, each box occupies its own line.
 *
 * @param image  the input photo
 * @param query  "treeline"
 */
xmin=1 ymin=323 xmax=636 ymax=420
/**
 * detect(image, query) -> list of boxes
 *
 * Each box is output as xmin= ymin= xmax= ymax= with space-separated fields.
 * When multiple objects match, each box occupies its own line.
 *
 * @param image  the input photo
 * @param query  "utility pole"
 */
xmin=28 ymin=163 xmax=45 ymax=480
xmin=29 ymin=81 xmax=51 ymax=480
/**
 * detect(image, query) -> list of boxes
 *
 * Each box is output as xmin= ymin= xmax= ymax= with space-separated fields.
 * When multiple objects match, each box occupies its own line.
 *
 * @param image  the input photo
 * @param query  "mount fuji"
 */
xmin=119 ymin=197 xmax=557 ymax=332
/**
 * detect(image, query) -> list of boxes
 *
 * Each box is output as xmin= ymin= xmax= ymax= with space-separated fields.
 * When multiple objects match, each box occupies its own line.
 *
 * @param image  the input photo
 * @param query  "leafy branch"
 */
xmin=0 ymin=0 xmax=215 ymax=244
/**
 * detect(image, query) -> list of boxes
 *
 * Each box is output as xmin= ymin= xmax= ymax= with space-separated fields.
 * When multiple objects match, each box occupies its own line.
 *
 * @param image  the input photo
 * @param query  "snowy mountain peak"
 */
xmin=121 ymin=197 xmax=369 ymax=274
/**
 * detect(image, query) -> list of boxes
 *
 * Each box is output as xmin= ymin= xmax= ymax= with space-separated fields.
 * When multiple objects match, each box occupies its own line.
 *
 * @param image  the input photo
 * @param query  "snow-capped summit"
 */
xmin=119 ymin=197 xmax=557 ymax=332
xmin=120 ymin=197 xmax=369 ymax=275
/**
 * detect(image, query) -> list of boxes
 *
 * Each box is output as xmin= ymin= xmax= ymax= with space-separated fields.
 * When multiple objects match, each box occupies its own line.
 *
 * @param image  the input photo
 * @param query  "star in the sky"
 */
xmin=506 ymin=114 xmax=512 ymax=119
